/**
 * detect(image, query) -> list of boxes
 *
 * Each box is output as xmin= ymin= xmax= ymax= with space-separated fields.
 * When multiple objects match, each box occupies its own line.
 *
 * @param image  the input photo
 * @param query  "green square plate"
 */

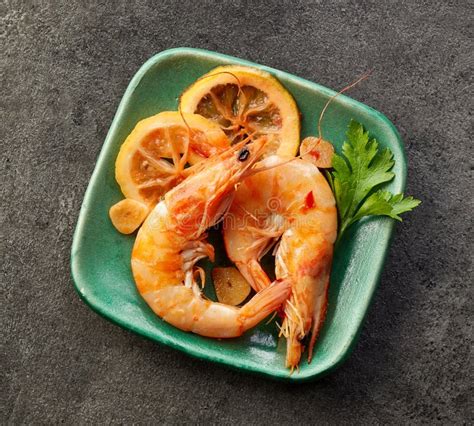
xmin=71 ymin=48 xmax=406 ymax=382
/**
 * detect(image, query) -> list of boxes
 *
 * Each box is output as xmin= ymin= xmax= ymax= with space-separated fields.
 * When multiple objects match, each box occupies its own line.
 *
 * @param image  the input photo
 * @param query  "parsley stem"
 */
xmin=336 ymin=219 xmax=351 ymax=245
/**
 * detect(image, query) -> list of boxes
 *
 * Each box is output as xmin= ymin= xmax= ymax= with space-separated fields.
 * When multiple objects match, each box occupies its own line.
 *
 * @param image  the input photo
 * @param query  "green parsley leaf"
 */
xmin=331 ymin=120 xmax=420 ymax=243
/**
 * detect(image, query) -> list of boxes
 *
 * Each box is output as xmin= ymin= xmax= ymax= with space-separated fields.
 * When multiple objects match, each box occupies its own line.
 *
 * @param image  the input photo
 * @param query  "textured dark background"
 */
xmin=2 ymin=0 xmax=473 ymax=424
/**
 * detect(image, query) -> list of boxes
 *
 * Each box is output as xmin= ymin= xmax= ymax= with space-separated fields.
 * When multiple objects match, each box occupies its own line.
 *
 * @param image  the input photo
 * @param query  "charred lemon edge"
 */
xmin=115 ymin=111 xmax=230 ymax=203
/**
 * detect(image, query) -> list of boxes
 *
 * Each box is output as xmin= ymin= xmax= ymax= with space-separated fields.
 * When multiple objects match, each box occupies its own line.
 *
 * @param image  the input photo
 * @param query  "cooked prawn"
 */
xmin=132 ymin=138 xmax=291 ymax=338
xmin=223 ymin=156 xmax=337 ymax=369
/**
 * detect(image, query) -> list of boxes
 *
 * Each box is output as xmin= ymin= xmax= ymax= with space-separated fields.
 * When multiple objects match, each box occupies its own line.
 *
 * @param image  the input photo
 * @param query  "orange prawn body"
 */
xmin=223 ymin=156 xmax=337 ymax=369
xmin=131 ymin=139 xmax=291 ymax=339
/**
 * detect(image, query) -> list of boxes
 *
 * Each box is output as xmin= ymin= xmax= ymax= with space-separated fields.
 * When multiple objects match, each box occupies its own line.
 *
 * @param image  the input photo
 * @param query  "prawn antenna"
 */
xmin=318 ymin=70 xmax=373 ymax=140
xmin=197 ymin=71 xmax=244 ymax=97
xmin=178 ymin=105 xmax=192 ymax=168
xmin=193 ymin=71 xmax=248 ymax=130
xmin=250 ymin=156 xmax=299 ymax=176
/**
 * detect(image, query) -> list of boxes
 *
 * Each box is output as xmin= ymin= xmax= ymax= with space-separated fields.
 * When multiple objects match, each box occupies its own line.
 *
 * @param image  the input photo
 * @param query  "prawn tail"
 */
xmin=286 ymin=337 xmax=303 ymax=371
xmin=236 ymin=259 xmax=272 ymax=292
xmin=281 ymin=300 xmax=305 ymax=370
xmin=239 ymin=279 xmax=291 ymax=330
xmin=307 ymin=276 xmax=330 ymax=364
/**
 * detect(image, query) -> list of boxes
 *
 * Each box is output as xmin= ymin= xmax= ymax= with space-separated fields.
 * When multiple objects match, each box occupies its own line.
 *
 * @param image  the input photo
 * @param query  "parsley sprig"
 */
xmin=327 ymin=120 xmax=420 ymax=244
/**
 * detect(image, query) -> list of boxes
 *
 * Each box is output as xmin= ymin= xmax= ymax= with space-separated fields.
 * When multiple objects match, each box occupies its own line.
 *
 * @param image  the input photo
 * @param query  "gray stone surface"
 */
xmin=2 ymin=0 xmax=473 ymax=423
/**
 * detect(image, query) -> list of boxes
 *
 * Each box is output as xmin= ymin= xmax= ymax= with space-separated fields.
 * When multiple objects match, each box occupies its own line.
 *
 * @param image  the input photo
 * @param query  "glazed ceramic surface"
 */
xmin=71 ymin=48 xmax=406 ymax=382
